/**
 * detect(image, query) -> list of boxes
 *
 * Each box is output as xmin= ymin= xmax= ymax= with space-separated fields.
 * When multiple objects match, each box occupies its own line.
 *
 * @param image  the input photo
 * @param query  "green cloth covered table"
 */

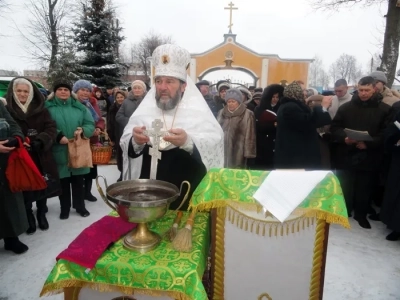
xmin=189 ymin=168 xmax=350 ymax=228
xmin=40 ymin=211 xmax=210 ymax=300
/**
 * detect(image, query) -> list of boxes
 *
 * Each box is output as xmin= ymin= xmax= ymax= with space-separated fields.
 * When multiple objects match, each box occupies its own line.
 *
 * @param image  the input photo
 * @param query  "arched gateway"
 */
xmin=151 ymin=33 xmax=313 ymax=88
xmin=190 ymin=33 xmax=312 ymax=88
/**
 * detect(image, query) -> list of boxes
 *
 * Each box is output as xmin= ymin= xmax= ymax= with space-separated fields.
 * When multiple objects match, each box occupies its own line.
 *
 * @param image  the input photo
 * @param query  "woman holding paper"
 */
xmin=254 ymin=84 xmax=284 ymax=169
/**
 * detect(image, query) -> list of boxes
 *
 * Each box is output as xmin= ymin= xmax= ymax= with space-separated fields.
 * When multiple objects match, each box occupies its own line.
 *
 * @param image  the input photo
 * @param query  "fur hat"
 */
xmin=53 ymin=79 xmax=72 ymax=93
xmin=196 ymin=80 xmax=210 ymax=87
xmin=217 ymin=81 xmax=230 ymax=92
xmin=152 ymin=44 xmax=191 ymax=82
xmin=369 ymin=71 xmax=387 ymax=85
xmin=284 ymin=81 xmax=305 ymax=101
xmin=254 ymin=87 xmax=263 ymax=93
xmin=131 ymin=80 xmax=146 ymax=91
xmin=238 ymin=86 xmax=251 ymax=100
xmin=72 ymin=79 xmax=93 ymax=93
xmin=225 ymin=88 xmax=243 ymax=104
xmin=252 ymin=91 xmax=262 ymax=101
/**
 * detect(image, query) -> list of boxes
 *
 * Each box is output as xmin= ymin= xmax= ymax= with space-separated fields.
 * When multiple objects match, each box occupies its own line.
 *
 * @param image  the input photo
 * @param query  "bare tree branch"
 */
xmin=310 ymin=0 xmax=400 ymax=87
xmin=14 ymin=0 xmax=71 ymax=72
xmin=127 ymin=30 xmax=173 ymax=82
xmin=310 ymin=0 xmax=384 ymax=11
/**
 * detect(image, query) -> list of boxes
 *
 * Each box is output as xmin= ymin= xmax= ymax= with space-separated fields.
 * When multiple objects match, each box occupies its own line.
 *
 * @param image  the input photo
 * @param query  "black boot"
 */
xmin=37 ymin=211 xmax=49 ymax=231
xmin=354 ymin=216 xmax=371 ymax=229
xmin=60 ymin=209 xmax=70 ymax=220
xmin=36 ymin=199 xmax=49 ymax=230
xmin=117 ymin=173 xmax=122 ymax=182
xmin=76 ymin=208 xmax=90 ymax=217
xmin=4 ymin=237 xmax=29 ymax=254
xmin=386 ymin=231 xmax=400 ymax=241
xmin=369 ymin=213 xmax=380 ymax=221
xmin=84 ymin=179 xmax=97 ymax=202
xmin=26 ymin=210 xmax=36 ymax=235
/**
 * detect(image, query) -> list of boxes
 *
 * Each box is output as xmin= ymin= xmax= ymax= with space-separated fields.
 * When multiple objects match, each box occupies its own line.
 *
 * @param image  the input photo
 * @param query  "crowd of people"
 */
xmin=1 ymin=43 xmax=400 ymax=257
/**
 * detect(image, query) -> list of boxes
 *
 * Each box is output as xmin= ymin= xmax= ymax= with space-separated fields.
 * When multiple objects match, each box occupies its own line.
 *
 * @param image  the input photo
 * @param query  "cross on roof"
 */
xmin=224 ymin=2 xmax=238 ymax=34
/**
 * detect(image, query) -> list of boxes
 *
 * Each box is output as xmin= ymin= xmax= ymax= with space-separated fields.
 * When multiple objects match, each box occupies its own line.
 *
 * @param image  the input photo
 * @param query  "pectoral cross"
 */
xmin=225 ymin=2 xmax=238 ymax=33
xmin=143 ymin=119 xmax=166 ymax=180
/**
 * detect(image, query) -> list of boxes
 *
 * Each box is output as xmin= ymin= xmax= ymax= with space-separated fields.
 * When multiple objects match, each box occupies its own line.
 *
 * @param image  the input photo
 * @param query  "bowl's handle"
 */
xmin=96 ymin=175 xmax=116 ymax=211
xmin=175 ymin=180 xmax=191 ymax=211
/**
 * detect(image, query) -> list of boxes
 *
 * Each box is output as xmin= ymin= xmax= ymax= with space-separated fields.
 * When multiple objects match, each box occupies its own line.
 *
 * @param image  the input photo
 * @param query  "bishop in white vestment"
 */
xmin=120 ymin=44 xmax=224 ymax=210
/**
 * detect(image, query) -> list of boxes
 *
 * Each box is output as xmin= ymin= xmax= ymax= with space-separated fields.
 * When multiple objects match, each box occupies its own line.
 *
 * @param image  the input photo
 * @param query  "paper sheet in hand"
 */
xmin=344 ymin=128 xmax=373 ymax=141
xmin=253 ymin=171 xmax=331 ymax=222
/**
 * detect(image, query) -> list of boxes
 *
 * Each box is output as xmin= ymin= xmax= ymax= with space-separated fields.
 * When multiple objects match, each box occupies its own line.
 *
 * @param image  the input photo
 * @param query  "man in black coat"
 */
xmin=331 ymin=76 xmax=392 ymax=229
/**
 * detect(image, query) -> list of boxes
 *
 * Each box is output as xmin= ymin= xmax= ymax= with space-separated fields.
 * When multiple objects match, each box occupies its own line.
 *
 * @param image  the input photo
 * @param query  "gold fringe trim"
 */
xmin=309 ymin=219 xmax=326 ymax=300
xmin=40 ymin=280 xmax=193 ymax=300
xmin=296 ymin=208 xmax=350 ymax=229
xmin=189 ymin=200 xmax=260 ymax=215
xmin=226 ymin=206 xmax=315 ymax=237
xmin=190 ymin=200 xmax=350 ymax=229
xmin=213 ymin=206 xmax=226 ymax=300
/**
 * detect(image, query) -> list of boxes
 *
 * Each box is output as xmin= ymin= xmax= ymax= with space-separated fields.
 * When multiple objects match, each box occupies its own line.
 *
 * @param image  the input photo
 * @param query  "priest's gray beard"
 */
xmin=155 ymin=90 xmax=182 ymax=111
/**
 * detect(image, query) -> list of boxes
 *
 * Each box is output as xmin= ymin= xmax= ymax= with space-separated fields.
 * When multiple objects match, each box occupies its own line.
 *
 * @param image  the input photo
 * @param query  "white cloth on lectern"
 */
xmin=253 ymin=170 xmax=332 ymax=222
xmin=120 ymin=75 xmax=224 ymax=180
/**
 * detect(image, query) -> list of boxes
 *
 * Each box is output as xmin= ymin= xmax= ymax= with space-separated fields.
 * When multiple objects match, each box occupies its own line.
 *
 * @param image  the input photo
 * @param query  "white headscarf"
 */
xmin=120 ymin=75 xmax=224 ymax=180
xmin=13 ymin=78 xmax=34 ymax=113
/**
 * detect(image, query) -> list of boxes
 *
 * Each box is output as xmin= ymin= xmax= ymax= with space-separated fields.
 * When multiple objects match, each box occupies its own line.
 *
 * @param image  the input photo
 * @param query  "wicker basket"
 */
xmin=91 ymin=132 xmax=113 ymax=165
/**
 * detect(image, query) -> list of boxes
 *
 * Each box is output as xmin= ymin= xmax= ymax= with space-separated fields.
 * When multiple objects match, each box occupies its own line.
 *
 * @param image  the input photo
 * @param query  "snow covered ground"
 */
xmin=0 ymin=165 xmax=399 ymax=300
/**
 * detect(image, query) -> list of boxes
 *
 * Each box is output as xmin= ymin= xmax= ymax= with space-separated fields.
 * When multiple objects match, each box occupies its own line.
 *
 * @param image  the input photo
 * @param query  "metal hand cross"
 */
xmin=143 ymin=119 xmax=167 ymax=179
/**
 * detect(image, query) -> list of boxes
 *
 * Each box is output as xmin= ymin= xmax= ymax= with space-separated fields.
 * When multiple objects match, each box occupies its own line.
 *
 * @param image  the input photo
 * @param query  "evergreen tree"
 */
xmin=47 ymin=31 xmax=79 ymax=86
xmin=73 ymin=0 xmax=123 ymax=87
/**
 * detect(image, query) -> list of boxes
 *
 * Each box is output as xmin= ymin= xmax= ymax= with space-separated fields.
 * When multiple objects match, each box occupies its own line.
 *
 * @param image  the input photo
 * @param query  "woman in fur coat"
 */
xmin=5 ymin=77 xmax=59 ymax=234
xmin=217 ymin=88 xmax=256 ymax=168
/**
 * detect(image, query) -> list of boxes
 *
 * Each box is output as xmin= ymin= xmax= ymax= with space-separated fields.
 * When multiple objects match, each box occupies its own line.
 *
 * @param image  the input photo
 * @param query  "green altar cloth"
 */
xmin=189 ymin=168 xmax=350 ymax=228
xmin=40 ymin=211 xmax=210 ymax=300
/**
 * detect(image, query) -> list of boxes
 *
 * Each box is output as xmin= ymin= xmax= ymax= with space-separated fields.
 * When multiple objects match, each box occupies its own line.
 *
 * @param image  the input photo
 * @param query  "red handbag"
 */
xmin=5 ymin=137 xmax=47 ymax=193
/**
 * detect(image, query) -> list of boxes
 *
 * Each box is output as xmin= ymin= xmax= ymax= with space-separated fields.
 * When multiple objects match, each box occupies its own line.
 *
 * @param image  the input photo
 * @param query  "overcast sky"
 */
xmin=0 ymin=0 xmax=389 ymax=79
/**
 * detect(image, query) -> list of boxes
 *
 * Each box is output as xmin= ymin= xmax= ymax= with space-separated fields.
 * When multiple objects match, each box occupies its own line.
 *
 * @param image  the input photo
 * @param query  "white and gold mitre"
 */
xmin=152 ymin=44 xmax=191 ymax=82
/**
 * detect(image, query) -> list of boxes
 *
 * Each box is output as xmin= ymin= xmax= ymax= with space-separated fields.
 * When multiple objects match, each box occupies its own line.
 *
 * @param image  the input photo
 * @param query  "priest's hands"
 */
xmin=133 ymin=126 xmax=150 ymax=145
xmin=164 ymin=128 xmax=187 ymax=147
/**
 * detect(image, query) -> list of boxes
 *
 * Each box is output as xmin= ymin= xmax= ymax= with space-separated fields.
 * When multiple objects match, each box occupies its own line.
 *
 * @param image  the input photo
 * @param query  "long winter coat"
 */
xmin=217 ymin=103 xmax=256 ymax=168
xmin=330 ymin=93 xmax=392 ymax=171
xmin=380 ymin=111 xmax=400 ymax=232
xmin=0 ymin=102 xmax=28 ymax=239
xmin=274 ymin=97 xmax=332 ymax=170
xmin=45 ymin=94 xmax=95 ymax=179
xmin=5 ymin=78 xmax=60 ymax=201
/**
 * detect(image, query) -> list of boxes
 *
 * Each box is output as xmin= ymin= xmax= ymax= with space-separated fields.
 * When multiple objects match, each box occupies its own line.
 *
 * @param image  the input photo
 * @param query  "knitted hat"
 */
xmin=131 ymin=80 xmax=146 ymax=91
xmin=252 ymin=91 xmax=262 ymax=101
xmin=53 ymin=79 xmax=72 ymax=93
xmin=72 ymin=79 xmax=93 ymax=93
xmin=225 ymin=88 xmax=243 ymax=104
xmin=369 ymin=71 xmax=387 ymax=85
